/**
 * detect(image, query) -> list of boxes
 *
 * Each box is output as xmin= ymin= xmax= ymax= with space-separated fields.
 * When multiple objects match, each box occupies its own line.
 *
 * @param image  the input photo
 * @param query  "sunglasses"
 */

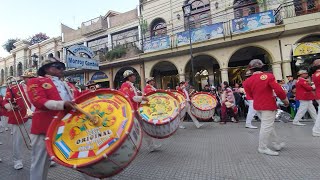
xmin=51 ymin=64 xmax=66 ymax=70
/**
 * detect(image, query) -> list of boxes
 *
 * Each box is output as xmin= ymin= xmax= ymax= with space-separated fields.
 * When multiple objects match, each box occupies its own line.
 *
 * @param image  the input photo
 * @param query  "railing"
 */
xmin=275 ymin=0 xmax=320 ymax=24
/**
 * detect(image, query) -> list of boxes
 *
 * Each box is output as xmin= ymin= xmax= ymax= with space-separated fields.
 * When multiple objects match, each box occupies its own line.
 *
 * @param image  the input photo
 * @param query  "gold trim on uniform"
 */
xmin=42 ymin=83 xmax=53 ymax=89
xmin=260 ymin=75 xmax=268 ymax=80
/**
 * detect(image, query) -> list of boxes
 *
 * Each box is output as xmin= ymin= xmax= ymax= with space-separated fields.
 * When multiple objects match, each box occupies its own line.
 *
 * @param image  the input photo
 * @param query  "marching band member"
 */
xmin=243 ymin=70 xmax=258 ymax=129
xmin=220 ymin=81 xmax=239 ymax=124
xmin=3 ymin=72 xmax=33 ymax=170
xmin=82 ymin=81 xmax=100 ymax=94
xmin=292 ymin=70 xmax=317 ymax=126
xmin=120 ymin=71 xmax=161 ymax=152
xmin=144 ymin=77 xmax=156 ymax=94
xmin=27 ymin=57 xmax=80 ymax=180
xmin=244 ymin=59 xmax=288 ymax=156
xmin=311 ymin=59 xmax=320 ymax=136
xmin=177 ymin=81 xmax=203 ymax=129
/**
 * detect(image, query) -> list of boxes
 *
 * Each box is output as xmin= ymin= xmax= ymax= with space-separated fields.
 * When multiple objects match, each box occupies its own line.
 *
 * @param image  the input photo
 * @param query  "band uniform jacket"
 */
xmin=3 ymin=84 xmax=30 ymax=125
xmin=295 ymin=77 xmax=315 ymax=101
xmin=242 ymin=80 xmax=253 ymax=101
xmin=312 ymin=70 xmax=320 ymax=100
xmin=27 ymin=76 xmax=80 ymax=135
xmin=120 ymin=81 xmax=143 ymax=111
xmin=143 ymin=84 xmax=156 ymax=94
xmin=244 ymin=72 xmax=286 ymax=111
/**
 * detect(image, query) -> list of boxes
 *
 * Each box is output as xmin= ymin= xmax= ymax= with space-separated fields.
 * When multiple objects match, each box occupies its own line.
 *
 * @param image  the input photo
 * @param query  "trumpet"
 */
xmin=6 ymin=76 xmax=32 ymax=150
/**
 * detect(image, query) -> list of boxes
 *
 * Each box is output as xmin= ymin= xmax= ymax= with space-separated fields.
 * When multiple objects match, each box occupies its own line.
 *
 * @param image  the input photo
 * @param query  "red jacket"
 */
xmin=120 ymin=81 xmax=142 ymax=110
xmin=3 ymin=84 xmax=30 ymax=124
xmin=242 ymin=80 xmax=252 ymax=100
xmin=27 ymin=76 xmax=80 ymax=135
xmin=295 ymin=77 xmax=315 ymax=100
xmin=313 ymin=70 xmax=320 ymax=100
xmin=143 ymin=84 xmax=156 ymax=94
xmin=244 ymin=72 xmax=286 ymax=111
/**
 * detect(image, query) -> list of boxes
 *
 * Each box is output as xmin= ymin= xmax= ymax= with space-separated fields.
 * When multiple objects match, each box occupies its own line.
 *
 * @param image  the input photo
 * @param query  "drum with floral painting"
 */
xmin=138 ymin=90 xmax=180 ymax=139
xmin=46 ymin=89 xmax=142 ymax=179
xmin=170 ymin=90 xmax=187 ymax=120
xmin=190 ymin=92 xmax=217 ymax=121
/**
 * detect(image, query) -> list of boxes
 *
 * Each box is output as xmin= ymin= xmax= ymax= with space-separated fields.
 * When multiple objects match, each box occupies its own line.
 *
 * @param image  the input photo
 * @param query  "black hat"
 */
xmin=37 ymin=57 xmax=65 ymax=76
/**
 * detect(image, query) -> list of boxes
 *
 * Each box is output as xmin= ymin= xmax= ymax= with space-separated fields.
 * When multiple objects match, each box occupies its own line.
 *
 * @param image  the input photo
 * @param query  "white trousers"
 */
xmin=245 ymin=100 xmax=256 ymax=125
xmin=1 ymin=116 xmax=9 ymax=129
xmin=12 ymin=122 xmax=30 ymax=166
xmin=293 ymin=100 xmax=317 ymax=123
xmin=313 ymin=100 xmax=320 ymax=135
xmin=143 ymin=131 xmax=156 ymax=148
xmin=257 ymin=111 xmax=281 ymax=150
xmin=186 ymin=102 xmax=201 ymax=127
xmin=30 ymin=134 xmax=50 ymax=180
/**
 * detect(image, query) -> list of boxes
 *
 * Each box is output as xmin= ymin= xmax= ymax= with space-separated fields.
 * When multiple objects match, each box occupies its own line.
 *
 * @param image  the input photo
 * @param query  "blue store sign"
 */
xmin=91 ymin=71 xmax=109 ymax=83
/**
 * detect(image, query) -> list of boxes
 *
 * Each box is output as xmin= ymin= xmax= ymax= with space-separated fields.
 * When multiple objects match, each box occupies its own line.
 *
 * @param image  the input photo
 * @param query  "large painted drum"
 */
xmin=46 ymin=89 xmax=142 ymax=178
xmin=190 ymin=92 xmax=217 ymax=121
xmin=138 ymin=90 xmax=180 ymax=139
xmin=171 ymin=90 xmax=187 ymax=120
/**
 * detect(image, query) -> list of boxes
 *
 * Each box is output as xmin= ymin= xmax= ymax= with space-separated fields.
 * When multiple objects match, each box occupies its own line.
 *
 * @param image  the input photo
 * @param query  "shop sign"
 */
xmin=66 ymin=74 xmax=84 ymax=84
xmin=232 ymin=10 xmax=275 ymax=34
xmin=293 ymin=41 xmax=320 ymax=56
xmin=144 ymin=35 xmax=170 ymax=53
xmin=91 ymin=71 xmax=109 ymax=82
xmin=176 ymin=22 xmax=224 ymax=46
xmin=68 ymin=45 xmax=95 ymax=58
xmin=67 ymin=55 xmax=99 ymax=70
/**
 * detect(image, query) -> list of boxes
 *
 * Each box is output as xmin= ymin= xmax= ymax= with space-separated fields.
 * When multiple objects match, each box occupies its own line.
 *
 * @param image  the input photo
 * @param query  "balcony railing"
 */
xmin=81 ymin=16 xmax=107 ymax=35
xmin=275 ymin=0 xmax=320 ymax=24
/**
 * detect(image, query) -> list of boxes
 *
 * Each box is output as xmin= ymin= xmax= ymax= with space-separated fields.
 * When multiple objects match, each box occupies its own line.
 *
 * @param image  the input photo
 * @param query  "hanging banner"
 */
xmin=232 ymin=10 xmax=275 ymax=34
xmin=176 ymin=22 xmax=224 ymax=46
xmin=144 ymin=35 xmax=170 ymax=53
xmin=66 ymin=55 xmax=99 ymax=70
xmin=293 ymin=41 xmax=320 ymax=56
xmin=68 ymin=45 xmax=95 ymax=58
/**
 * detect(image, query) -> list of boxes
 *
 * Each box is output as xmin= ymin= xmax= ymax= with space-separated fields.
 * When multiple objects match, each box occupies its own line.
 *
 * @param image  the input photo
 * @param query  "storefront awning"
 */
xmin=293 ymin=41 xmax=320 ymax=57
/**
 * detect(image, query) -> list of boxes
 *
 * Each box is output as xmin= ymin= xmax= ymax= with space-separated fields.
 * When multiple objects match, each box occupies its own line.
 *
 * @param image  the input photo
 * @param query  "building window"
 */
xmin=184 ymin=0 xmax=211 ymax=29
xmin=233 ymin=0 xmax=259 ymax=18
xmin=17 ymin=62 xmax=23 ymax=76
xmin=112 ymin=28 xmax=139 ymax=48
xmin=151 ymin=18 xmax=167 ymax=37
xmin=88 ymin=36 xmax=108 ymax=55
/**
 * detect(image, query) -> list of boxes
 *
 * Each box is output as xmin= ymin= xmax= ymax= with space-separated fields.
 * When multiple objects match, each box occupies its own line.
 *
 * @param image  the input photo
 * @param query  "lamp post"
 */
xmin=183 ymin=3 xmax=195 ymax=86
xmin=31 ymin=53 xmax=39 ymax=69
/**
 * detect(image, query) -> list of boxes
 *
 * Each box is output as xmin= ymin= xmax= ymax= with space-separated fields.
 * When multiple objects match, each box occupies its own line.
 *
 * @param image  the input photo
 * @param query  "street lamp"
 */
xmin=31 ymin=53 xmax=39 ymax=69
xmin=182 ymin=3 xmax=195 ymax=86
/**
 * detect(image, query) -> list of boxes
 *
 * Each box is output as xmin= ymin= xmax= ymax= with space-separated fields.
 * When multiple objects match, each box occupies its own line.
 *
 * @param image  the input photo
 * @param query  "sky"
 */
xmin=0 ymin=0 xmax=139 ymax=57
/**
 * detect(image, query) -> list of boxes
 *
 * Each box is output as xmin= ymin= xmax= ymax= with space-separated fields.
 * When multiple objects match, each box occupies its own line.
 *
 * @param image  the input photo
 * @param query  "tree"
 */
xmin=29 ymin=33 xmax=50 ymax=45
xmin=2 ymin=38 xmax=19 ymax=52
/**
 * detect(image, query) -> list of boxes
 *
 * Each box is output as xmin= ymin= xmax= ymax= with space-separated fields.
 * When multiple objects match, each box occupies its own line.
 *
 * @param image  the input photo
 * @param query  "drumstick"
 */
xmin=72 ymin=104 xmax=98 ymax=125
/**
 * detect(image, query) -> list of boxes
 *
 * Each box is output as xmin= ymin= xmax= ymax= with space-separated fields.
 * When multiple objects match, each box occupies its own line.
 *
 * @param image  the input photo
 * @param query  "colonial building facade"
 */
xmin=1 ymin=0 xmax=320 ymax=92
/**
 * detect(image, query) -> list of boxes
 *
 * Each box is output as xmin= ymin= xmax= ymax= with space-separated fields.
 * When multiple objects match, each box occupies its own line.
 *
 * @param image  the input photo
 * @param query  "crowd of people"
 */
xmin=0 ymin=56 xmax=319 ymax=179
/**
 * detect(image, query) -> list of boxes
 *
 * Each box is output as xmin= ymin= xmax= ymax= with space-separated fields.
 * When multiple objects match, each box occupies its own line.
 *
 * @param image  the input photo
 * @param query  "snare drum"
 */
xmin=46 ymin=89 xmax=142 ymax=179
xmin=171 ymin=90 xmax=187 ymax=120
xmin=138 ymin=90 xmax=180 ymax=139
xmin=190 ymin=92 xmax=217 ymax=121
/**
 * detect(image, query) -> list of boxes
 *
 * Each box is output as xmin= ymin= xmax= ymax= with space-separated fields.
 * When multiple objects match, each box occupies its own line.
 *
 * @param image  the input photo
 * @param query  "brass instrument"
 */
xmin=6 ymin=76 xmax=32 ymax=150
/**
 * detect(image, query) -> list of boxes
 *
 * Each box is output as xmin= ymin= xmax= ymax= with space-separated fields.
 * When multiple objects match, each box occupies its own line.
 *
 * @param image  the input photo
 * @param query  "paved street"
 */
xmin=0 ymin=121 xmax=320 ymax=180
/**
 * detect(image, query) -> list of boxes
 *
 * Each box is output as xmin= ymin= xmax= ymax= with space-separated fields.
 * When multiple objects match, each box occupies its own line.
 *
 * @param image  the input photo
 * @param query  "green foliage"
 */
xmin=29 ymin=33 xmax=50 ymax=45
xmin=2 ymin=38 xmax=19 ymax=52
xmin=106 ymin=45 xmax=126 ymax=60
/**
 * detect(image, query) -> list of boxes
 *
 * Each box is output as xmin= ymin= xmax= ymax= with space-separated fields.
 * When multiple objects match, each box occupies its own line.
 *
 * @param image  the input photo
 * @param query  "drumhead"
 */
xmin=138 ymin=90 xmax=180 ymax=125
xmin=46 ymin=89 xmax=135 ymax=168
xmin=191 ymin=92 xmax=217 ymax=110
xmin=171 ymin=90 xmax=186 ymax=109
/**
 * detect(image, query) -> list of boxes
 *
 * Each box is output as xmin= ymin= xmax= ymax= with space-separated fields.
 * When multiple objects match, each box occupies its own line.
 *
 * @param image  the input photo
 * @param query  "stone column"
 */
xmin=109 ymin=68 xmax=114 ymax=89
xmin=208 ymin=74 xmax=215 ymax=85
xmin=220 ymin=68 xmax=229 ymax=83
xmin=140 ymin=64 xmax=145 ymax=89
xmin=282 ymin=60 xmax=292 ymax=81
xmin=179 ymin=74 xmax=186 ymax=82
xmin=272 ymin=62 xmax=283 ymax=80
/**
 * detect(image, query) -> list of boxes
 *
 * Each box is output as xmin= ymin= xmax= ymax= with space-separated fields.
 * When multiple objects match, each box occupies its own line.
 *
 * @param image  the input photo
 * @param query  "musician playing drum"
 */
xmin=120 ymin=72 xmax=161 ymax=152
xmin=27 ymin=57 xmax=80 ymax=180
xmin=177 ymin=81 xmax=203 ymax=129
xmin=144 ymin=77 xmax=157 ymax=94
xmin=3 ymin=69 xmax=36 ymax=170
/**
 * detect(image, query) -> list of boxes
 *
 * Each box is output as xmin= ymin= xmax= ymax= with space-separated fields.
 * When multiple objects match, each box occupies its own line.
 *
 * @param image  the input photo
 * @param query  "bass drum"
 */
xmin=46 ymin=89 xmax=142 ymax=179
xmin=138 ymin=90 xmax=180 ymax=139
xmin=170 ymin=90 xmax=187 ymax=120
xmin=190 ymin=92 xmax=217 ymax=121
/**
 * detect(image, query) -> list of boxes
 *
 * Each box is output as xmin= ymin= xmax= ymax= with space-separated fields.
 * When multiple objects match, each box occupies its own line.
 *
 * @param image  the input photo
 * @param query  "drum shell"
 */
xmin=190 ymin=104 xmax=215 ymax=120
xmin=76 ymin=117 xmax=142 ymax=178
xmin=139 ymin=114 xmax=180 ymax=139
